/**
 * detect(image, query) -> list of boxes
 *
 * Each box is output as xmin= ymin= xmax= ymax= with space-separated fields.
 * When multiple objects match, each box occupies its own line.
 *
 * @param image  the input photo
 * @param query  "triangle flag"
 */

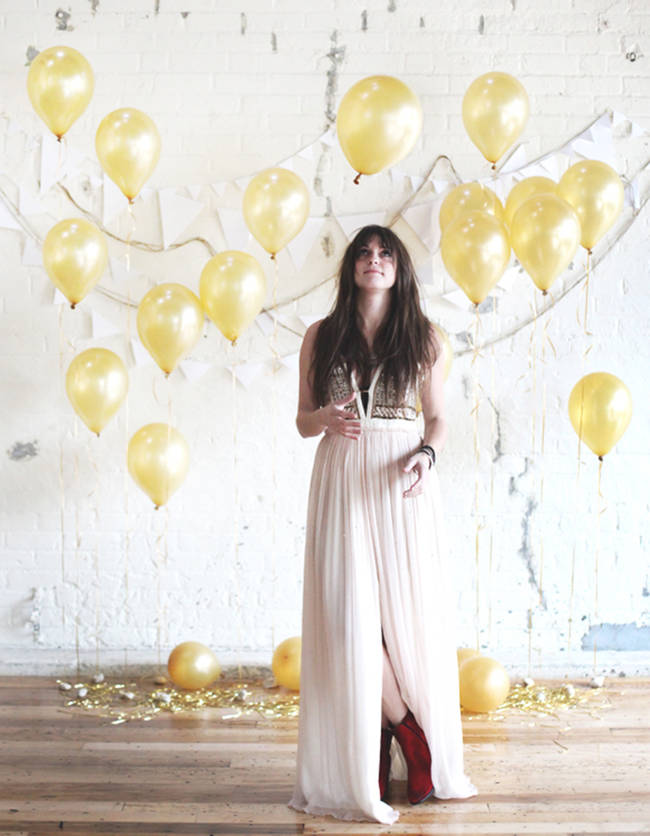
xmin=130 ymin=337 xmax=153 ymax=368
xmin=500 ymin=144 xmax=527 ymax=174
xmin=403 ymin=203 xmax=436 ymax=251
xmin=277 ymin=157 xmax=296 ymax=173
xmin=53 ymin=288 xmax=68 ymax=306
xmin=19 ymin=185 xmax=45 ymax=216
xmin=158 ymin=188 xmax=205 ymax=249
xmin=179 ymin=359 xmax=213 ymax=382
xmin=40 ymin=133 xmax=63 ymax=194
xmin=233 ymin=360 xmax=269 ymax=389
xmin=211 ymin=181 xmax=228 ymax=198
xmin=0 ymin=199 xmax=23 ymax=231
xmin=337 ymin=212 xmax=385 ymax=239
xmin=92 ymin=310 xmax=121 ymax=339
xmin=297 ymin=143 xmax=315 ymax=161
xmin=538 ymin=155 xmax=560 ymax=180
xmin=298 ymin=313 xmax=324 ymax=329
xmin=631 ymin=120 xmax=646 ymax=138
xmin=255 ymin=311 xmax=275 ymax=336
xmin=103 ymin=173 xmax=128 ymax=225
xmin=320 ymin=127 xmax=337 ymax=147
xmin=280 ymin=352 xmax=300 ymax=372
xmin=109 ymin=256 xmax=134 ymax=283
xmin=22 ymin=236 xmax=43 ymax=266
xmin=187 ymin=184 xmax=203 ymax=200
xmin=287 ymin=217 xmax=323 ymax=270
xmin=218 ymin=208 xmax=251 ymax=251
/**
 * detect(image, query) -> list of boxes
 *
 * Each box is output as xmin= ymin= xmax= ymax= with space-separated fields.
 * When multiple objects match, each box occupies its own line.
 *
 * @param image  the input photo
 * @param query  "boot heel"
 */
xmin=379 ymin=727 xmax=393 ymax=801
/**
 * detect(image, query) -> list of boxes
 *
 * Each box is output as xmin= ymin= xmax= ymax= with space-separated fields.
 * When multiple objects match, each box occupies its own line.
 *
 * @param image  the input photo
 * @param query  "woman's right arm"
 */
xmin=296 ymin=321 xmax=361 ymax=439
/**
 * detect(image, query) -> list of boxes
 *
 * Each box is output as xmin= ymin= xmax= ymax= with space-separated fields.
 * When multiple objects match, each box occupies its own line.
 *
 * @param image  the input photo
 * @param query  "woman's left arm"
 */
xmin=402 ymin=331 xmax=447 ymax=498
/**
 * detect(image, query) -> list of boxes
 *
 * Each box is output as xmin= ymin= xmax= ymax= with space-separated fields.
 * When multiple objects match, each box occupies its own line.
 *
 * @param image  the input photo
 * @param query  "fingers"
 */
xmin=334 ymin=391 xmax=357 ymax=407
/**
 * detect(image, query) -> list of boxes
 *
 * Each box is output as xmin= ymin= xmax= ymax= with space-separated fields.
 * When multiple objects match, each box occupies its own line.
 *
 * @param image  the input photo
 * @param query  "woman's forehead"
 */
xmin=357 ymin=233 xmax=391 ymax=250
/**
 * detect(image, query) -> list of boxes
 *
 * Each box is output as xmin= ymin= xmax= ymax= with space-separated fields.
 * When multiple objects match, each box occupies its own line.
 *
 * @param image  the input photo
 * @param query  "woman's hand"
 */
xmin=321 ymin=392 xmax=361 ymax=439
xmin=402 ymin=451 xmax=431 ymax=498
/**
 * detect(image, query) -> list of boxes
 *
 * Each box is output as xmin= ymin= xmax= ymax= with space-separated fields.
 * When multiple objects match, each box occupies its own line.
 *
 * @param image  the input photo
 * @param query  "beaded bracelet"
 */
xmin=418 ymin=445 xmax=436 ymax=468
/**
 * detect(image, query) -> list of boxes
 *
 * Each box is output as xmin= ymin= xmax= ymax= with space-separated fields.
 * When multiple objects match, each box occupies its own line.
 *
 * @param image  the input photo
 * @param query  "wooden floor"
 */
xmin=0 ymin=676 xmax=648 ymax=835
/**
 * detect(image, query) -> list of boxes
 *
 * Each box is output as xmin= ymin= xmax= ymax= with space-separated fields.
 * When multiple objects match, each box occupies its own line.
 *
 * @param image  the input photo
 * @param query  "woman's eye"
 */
xmin=381 ymin=250 xmax=392 ymax=258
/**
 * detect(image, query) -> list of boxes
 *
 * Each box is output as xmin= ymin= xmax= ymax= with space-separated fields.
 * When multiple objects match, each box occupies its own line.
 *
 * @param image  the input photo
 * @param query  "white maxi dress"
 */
xmin=288 ymin=363 xmax=477 ymax=825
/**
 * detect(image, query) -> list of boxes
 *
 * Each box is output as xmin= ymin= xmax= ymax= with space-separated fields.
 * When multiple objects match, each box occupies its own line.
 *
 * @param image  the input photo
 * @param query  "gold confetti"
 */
xmin=55 ymin=677 xmax=300 ymax=724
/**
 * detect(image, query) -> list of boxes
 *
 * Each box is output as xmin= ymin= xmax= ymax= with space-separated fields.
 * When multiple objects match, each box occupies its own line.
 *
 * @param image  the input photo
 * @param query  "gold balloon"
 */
xmin=568 ymin=372 xmax=632 ymax=459
xmin=43 ymin=218 xmax=108 ymax=308
xmin=95 ymin=108 xmax=161 ymax=202
xmin=337 ymin=75 xmax=423 ymax=180
xmin=272 ymin=637 xmax=301 ymax=692
xmin=168 ymin=641 xmax=221 ymax=690
xmin=433 ymin=323 xmax=453 ymax=382
xmin=557 ymin=160 xmax=624 ymax=252
xmin=243 ymin=167 xmax=310 ymax=257
xmin=127 ymin=423 xmax=189 ymax=509
xmin=440 ymin=210 xmax=510 ymax=305
xmin=510 ymin=194 xmax=581 ymax=293
xmin=439 ymin=182 xmax=504 ymax=234
xmin=199 ymin=251 xmax=266 ymax=344
xmin=137 ymin=283 xmax=204 ymax=376
xmin=459 ymin=655 xmax=510 ymax=712
xmin=457 ymin=647 xmax=480 ymax=669
xmin=462 ymin=72 xmax=529 ymax=164
xmin=504 ymin=176 xmax=557 ymax=229
xmin=65 ymin=349 xmax=128 ymax=436
xmin=27 ymin=46 xmax=94 ymax=140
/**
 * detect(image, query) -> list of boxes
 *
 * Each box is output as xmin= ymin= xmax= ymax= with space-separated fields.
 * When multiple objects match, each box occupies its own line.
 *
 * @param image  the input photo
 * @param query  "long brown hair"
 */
xmin=311 ymin=225 xmax=438 ymax=406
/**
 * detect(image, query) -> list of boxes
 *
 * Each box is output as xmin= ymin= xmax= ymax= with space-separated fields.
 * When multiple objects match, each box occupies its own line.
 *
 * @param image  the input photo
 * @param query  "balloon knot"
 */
xmin=598 ymin=455 xmax=603 ymax=462
xmin=95 ymin=432 xmax=100 ymax=438
xmin=542 ymin=290 xmax=548 ymax=296
xmin=70 ymin=302 xmax=76 ymax=310
xmin=56 ymin=135 xmax=63 ymax=143
xmin=270 ymin=253 xmax=276 ymax=261
xmin=353 ymin=173 xmax=361 ymax=185
xmin=154 ymin=505 xmax=160 ymax=511
xmin=587 ymin=249 xmax=593 ymax=256
xmin=491 ymin=162 xmax=496 ymax=171
xmin=231 ymin=339 xmax=237 ymax=347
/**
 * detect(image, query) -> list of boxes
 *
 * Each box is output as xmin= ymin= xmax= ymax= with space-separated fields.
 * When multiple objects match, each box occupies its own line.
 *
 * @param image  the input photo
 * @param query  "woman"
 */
xmin=288 ymin=226 xmax=476 ymax=824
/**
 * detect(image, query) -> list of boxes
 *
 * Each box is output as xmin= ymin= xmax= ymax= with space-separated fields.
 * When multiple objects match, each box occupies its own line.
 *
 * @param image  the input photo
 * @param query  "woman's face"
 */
xmin=353 ymin=235 xmax=397 ymax=292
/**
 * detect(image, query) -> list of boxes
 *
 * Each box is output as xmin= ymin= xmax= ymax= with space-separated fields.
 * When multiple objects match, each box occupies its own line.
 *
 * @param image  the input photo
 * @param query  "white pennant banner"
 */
xmin=232 ymin=360 xmax=269 ymax=389
xmin=92 ymin=310 xmax=121 ymax=339
xmin=158 ymin=188 xmax=205 ymax=249
xmin=287 ymin=217 xmax=323 ymax=271
xmin=337 ymin=211 xmax=385 ymax=239
xmin=218 ymin=208 xmax=250 ymax=251
xmin=179 ymin=359 xmax=213 ymax=382
xmin=22 ymin=236 xmax=43 ymax=266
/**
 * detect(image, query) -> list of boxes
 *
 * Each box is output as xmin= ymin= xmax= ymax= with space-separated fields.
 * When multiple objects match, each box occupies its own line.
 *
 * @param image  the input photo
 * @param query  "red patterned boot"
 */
xmin=390 ymin=708 xmax=435 ymax=804
xmin=379 ymin=726 xmax=393 ymax=801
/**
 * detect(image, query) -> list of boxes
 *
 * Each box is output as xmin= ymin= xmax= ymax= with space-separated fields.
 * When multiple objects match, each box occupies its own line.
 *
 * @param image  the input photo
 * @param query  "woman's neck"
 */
xmin=355 ymin=290 xmax=391 ymax=349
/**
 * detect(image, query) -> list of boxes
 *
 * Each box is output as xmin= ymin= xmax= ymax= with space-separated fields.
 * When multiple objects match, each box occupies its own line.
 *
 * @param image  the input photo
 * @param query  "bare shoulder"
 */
xmin=301 ymin=318 xmax=325 ymax=352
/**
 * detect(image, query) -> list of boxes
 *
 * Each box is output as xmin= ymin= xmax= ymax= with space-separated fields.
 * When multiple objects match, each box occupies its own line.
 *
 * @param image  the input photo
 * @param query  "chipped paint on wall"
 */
xmin=271 ymin=32 xmax=278 ymax=53
xmin=582 ymin=622 xmax=650 ymax=651
xmin=361 ymin=10 xmax=367 ymax=31
xmin=55 ymin=9 xmax=73 ymax=31
xmin=25 ymin=46 xmax=39 ymax=66
xmin=7 ymin=441 xmax=39 ymax=461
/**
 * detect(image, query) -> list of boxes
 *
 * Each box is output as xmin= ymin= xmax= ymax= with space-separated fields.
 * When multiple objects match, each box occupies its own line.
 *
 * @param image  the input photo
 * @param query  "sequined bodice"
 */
xmin=326 ymin=363 xmax=418 ymax=421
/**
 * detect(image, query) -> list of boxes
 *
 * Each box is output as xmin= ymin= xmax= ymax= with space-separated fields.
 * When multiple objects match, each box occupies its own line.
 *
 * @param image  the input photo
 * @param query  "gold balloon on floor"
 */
xmin=568 ymin=372 xmax=633 ymax=459
xmin=127 ymin=423 xmax=189 ymax=509
xmin=137 ymin=283 xmax=204 ymax=376
xmin=65 ymin=349 xmax=128 ymax=436
xmin=504 ymin=176 xmax=557 ymax=229
xmin=439 ymin=182 xmax=504 ymax=234
xmin=510 ymin=194 xmax=581 ymax=293
xmin=337 ymin=75 xmax=423 ymax=181
xmin=27 ymin=45 xmax=94 ymax=140
xmin=42 ymin=218 xmax=108 ymax=308
xmin=272 ymin=637 xmax=301 ymax=691
xmin=243 ymin=168 xmax=310 ymax=258
xmin=168 ymin=641 xmax=221 ymax=690
xmin=459 ymin=655 xmax=510 ymax=712
xmin=557 ymin=160 xmax=624 ymax=253
xmin=95 ymin=108 xmax=161 ymax=202
xmin=199 ymin=251 xmax=266 ymax=344
xmin=462 ymin=72 xmax=529 ymax=165
xmin=440 ymin=210 xmax=511 ymax=305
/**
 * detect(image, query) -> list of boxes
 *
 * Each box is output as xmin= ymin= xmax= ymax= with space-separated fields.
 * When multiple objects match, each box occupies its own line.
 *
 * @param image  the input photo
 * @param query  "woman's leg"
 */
xmin=381 ymin=635 xmax=408 ymax=728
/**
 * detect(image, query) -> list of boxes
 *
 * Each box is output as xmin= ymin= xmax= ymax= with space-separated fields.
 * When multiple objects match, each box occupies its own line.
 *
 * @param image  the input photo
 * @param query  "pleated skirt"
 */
xmin=288 ymin=418 xmax=477 ymax=824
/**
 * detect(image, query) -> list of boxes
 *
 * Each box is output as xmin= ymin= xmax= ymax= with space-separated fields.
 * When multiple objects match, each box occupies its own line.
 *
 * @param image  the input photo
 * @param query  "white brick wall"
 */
xmin=0 ymin=0 xmax=649 ymax=678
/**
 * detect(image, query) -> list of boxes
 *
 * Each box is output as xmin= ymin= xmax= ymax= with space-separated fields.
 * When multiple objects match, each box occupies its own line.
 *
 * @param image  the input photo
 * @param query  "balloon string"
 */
xmin=539 ymin=308 xmax=548 ymax=614
xmin=58 ymin=305 xmax=66 ymax=632
xmin=125 ymin=202 xmax=135 ymax=273
xmin=230 ymin=350 xmax=243 ymax=683
xmin=271 ymin=258 xmax=279 ymax=655
xmin=85 ymin=436 xmax=101 ymax=673
xmin=73 ymin=419 xmax=81 ymax=677
xmin=472 ymin=305 xmax=481 ymax=651
xmin=584 ymin=250 xmax=591 ymax=336
xmin=527 ymin=607 xmax=533 ymax=679
xmin=123 ymin=202 xmax=134 ymax=668
xmin=530 ymin=293 xmax=538 ymax=454
xmin=488 ymin=304 xmax=496 ymax=647
xmin=593 ymin=457 xmax=604 ymax=674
